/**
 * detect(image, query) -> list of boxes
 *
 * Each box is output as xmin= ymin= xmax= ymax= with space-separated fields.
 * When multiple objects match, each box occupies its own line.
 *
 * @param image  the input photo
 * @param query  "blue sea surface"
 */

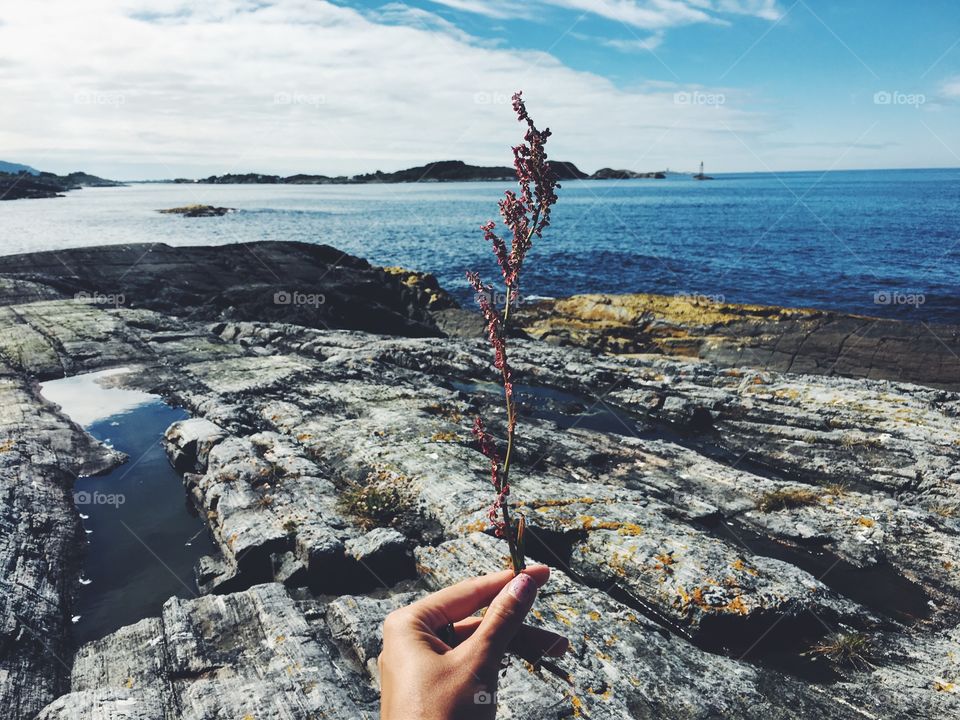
xmin=1 ymin=168 xmax=957 ymax=322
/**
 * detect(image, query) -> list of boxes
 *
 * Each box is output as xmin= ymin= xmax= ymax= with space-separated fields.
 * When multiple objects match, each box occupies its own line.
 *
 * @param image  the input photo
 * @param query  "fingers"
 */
xmin=459 ymin=568 xmax=549 ymax=659
xmin=401 ymin=565 xmax=550 ymax=632
xmin=452 ymin=618 xmax=569 ymax=661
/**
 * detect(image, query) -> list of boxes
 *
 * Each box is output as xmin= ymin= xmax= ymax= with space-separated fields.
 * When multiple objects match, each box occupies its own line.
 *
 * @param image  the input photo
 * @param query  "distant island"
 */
xmin=0 ymin=158 xmax=695 ymax=201
xmin=177 ymin=159 xmax=670 ymax=185
xmin=0 ymin=169 xmax=125 ymax=201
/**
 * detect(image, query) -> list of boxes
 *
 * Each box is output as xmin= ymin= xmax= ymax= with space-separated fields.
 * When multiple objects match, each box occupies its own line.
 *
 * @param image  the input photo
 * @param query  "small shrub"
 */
xmin=756 ymin=488 xmax=821 ymax=512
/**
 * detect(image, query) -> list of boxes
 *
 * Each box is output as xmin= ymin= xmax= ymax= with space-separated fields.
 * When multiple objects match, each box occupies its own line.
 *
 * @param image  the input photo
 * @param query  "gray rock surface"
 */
xmin=0 ymin=362 xmax=120 ymax=718
xmin=36 ymin=583 xmax=379 ymax=719
xmin=0 ymin=242 xmax=956 ymax=719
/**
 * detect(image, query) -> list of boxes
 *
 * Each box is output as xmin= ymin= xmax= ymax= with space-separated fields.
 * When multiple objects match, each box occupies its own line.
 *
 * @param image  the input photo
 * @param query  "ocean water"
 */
xmin=2 ymin=168 xmax=958 ymax=323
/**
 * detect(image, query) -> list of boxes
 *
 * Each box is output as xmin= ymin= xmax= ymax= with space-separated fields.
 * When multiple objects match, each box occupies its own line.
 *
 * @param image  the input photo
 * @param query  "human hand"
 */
xmin=378 ymin=565 xmax=568 ymax=720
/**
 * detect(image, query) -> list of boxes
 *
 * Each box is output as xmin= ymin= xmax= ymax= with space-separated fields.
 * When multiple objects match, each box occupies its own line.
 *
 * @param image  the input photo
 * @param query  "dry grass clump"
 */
xmin=756 ymin=488 xmax=822 ymax=512
xmin=339 ymin=468 xmax=415 ymax=530
xmin=806 ymin=632 xmax=875 ymax=671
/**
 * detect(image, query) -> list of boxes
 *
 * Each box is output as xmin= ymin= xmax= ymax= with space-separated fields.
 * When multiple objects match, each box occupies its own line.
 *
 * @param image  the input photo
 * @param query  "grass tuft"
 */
xmin=806 ymin=632 xmax=875 ymax=671
xmin=756 ymin=488 xmax=822 ymax=512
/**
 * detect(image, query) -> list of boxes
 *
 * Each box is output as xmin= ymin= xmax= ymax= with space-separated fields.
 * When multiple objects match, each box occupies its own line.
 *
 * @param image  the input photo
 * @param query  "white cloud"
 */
xmin=0 ymin=0 xmax=778 ymax=178
xmin=602 ymin=32 xmax=665 ymax=52
xmin=941 ymin=76 xmax=960 ymax=100
xmin=428 ymin=0 xmax=783 ymax=28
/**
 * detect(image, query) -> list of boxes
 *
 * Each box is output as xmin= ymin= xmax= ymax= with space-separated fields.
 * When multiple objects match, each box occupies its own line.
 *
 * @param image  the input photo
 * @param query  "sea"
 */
xmin=2 ymin=168 xmax=958 ymax=323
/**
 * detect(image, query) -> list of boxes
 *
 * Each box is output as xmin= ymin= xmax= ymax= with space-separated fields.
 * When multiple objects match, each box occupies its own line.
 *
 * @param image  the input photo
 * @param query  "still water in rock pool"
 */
xmin=40 ymin=368 xmax=216 ymax=645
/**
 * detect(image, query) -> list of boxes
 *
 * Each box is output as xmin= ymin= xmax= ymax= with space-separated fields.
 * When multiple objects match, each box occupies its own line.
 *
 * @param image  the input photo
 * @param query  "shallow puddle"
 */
xmin=41 ymin=368 xmax=216 ymax=644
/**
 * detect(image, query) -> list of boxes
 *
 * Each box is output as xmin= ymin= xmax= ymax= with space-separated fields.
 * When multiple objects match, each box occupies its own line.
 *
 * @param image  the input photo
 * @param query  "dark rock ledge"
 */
xmin=0 ymin=241 xmax=956 ymax=719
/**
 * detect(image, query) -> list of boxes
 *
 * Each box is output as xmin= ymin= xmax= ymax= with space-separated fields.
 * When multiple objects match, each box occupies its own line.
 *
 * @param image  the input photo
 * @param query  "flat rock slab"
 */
xmin=38 ymin=583 xmax=379 ymax=720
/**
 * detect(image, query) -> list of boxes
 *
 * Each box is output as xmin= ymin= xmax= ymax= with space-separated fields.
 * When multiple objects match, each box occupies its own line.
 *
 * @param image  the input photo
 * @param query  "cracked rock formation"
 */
xmin=0 ymin=242 xmax=956 ymax=719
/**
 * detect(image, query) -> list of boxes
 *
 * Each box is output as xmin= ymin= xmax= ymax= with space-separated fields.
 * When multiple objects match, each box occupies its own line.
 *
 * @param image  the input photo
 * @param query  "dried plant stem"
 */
xmin=468 ymin=91 xmax=557 ymax=578
xmin=499 ymin=286 xmax=523 ymax=573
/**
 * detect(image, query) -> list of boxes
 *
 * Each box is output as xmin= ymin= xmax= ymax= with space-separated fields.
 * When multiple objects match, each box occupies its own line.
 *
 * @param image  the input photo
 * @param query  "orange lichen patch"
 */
xmin=429 ymin=430 xmax=460 ymax=442
xmin=934 ymin=680 xmax=956 ymax=693
xmin=295 ymin=433 xmax=312 ymax=441
xmin=460 ymin=519 xmax=488 ymax=534
xmin=579 ymin=516 xmax=643 ymax=535
xmin=943 ymin=561 xmax=954 ymax=571
xmin=0 ymin=439 xmax=15 ymax=453
xmin=773 ymin=388 xmax=801 ymax=400
xmin=275 ymin=635 xmax=286 ymax=644
xmin=731 ymin=558 xmax=758 ymax=576
xmin=653 ymin=552 xmax=676 ymax=573
xmin=856 ymin=516 xmax=876 ymax=528
xmin=531 ymin=610 xmax=543 ymax=621
xmin=570 ymin=695 xmax=584 ymax=718
xmin=723 ymin=595 xmax=750 ymax=615
xmin=520 ymin=497 xmax=597 ymax=509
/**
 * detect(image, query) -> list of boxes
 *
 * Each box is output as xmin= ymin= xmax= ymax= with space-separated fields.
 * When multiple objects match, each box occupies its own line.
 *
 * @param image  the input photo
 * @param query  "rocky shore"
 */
xmin=0 ymin=241 xmax=958 ymax=719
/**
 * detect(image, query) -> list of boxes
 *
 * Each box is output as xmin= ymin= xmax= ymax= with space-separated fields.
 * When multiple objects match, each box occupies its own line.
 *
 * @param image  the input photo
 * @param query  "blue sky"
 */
xmin=0 ymin=0 xmax=958 ymax=178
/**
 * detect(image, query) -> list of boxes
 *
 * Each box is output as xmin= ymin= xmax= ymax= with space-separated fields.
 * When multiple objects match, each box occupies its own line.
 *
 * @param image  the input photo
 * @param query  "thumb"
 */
xmin=465 ymin=571 xmax=542 ymax=661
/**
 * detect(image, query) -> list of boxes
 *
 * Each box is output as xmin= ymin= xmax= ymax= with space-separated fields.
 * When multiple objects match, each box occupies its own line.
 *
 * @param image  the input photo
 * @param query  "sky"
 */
xmin=0 ymin=0 xmax=958 ymax=179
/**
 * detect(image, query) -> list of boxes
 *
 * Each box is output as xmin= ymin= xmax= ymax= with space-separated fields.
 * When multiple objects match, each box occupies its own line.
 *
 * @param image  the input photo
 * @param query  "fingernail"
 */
xmin=508 ymin=573 xmax=537 ymax=604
